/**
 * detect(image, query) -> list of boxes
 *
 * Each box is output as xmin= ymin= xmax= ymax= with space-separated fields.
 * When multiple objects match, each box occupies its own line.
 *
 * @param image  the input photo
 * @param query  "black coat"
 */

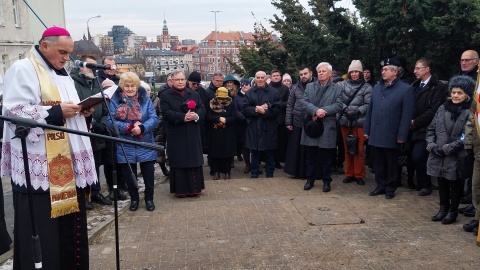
xmin=269 ymin=81 xmax=290 ymax=125
xmin=410 ymin=74 xmax=447 ymax=141
xmin=160 ymin=89 xmax=206 ymax=168
xmin=242 ymin=85 xmax=281 ymax=151
xmin=70 ymin=68 xmax=108 ymax=152
xmin=190 ymin=85 xmax=209 ymax=153
xmin=206 ymin=98 xmax=237 ymax=158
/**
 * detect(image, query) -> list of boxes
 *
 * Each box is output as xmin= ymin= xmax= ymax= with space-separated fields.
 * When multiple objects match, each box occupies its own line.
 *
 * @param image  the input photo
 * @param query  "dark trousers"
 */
xmin=437 ymin=177 xmax=463 ymax=211
xmin=210 ymin=157 xmax=233 ymax=174
xmin=91 ymin=150 xmax=102 ymax=196
xmin=372 ymin=146 xmax=399 ymax=193
xmin=242 ymin=147 xmax=251 ymax=165
xmin=275 ymin=125 xmax=288 ymax=164
xmin=105 ymin=163 xmax=126 ymax=191
xmin=305 ymin=146 xmax=334 ymax=183
xmin=332 ymin=125 xmax=345 ymax=168
xmin=251 ymin=149 xmax=274 ymax=177
xmin=411 ymin=140 xmax=431 ymax=189
xmin=121 ymin=161 xmax=155 ymax=202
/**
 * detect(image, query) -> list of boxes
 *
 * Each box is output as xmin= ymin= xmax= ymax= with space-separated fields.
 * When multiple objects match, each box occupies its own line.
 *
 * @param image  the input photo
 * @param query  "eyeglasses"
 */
xmin=414 ymin=66 xmax=427 ymax=71
xmin=190 ymin=82 xmax=200 ymax=86
xmin=172 ymin=78 xmax=186 ymax=82
xmin=460 ymin=58 xmax=478 ymax=63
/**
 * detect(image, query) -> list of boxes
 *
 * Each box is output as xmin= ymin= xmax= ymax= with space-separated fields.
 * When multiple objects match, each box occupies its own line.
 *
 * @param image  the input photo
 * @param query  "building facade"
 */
xmin=93 ymin=34 xmax=114 ymax=56
xmin=141 ymin=49 xmax=185 ymax=82
xmin=156 ymin=18 xmax=180 ymax=50
xmin=199 ymin=31 xmax=255 ymax=80
xmin=0 ymin=0 xmax=33 ymax=80
xmin=108 ymin=25 xmax=134 ymax=53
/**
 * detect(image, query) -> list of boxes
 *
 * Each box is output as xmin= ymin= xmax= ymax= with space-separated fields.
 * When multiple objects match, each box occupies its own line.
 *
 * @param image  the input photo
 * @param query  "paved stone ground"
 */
xmin=89 ymin=159 xmax=480 ymax=270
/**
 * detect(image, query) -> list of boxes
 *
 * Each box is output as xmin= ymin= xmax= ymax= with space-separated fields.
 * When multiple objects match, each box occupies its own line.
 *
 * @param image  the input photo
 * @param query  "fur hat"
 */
xmin=303 ymin=116 xmax=324 ymax=138
xmin=448 ymin=75 xmax=476 ymax=97
xmin=216 ymin=87 xmax=229 ymax=98
xmin=348 ymin=60 xmax=363 ymax=73
xmin=187 ymin=71 xmax=201 ymax=83
xmin=282 ymin=73 xmax=292 ymax=82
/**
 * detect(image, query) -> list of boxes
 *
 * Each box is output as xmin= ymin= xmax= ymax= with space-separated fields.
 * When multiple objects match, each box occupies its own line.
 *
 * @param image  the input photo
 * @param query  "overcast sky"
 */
xmin=64 ymin=0 xmax=354 ymax=42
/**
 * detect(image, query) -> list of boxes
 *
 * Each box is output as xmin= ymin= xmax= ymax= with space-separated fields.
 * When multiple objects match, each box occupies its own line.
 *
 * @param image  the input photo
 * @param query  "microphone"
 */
xmin=74 ymin=60 xmax=114 ymax=70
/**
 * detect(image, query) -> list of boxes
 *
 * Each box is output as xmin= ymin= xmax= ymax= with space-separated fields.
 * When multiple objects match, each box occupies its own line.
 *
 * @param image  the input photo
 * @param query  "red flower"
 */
xmin=187 ymin=100 xmax=196 ymax=110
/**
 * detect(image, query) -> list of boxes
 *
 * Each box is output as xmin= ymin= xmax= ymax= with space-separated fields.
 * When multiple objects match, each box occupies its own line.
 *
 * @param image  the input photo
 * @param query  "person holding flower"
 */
xmin=160 ymin=70 xmax=206 ymax=197
xmin=108 ymin=72 xmax=159 ymax=211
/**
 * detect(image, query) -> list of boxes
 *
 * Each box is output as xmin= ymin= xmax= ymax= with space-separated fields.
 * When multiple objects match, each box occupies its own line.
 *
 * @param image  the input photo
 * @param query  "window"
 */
xmin=0 ymin=1 xmax=4 ymax=26
xmin=12 ymin=0 xmax=20 ymax=27
xmin=2 ymin=54 xmax=8 ymax=74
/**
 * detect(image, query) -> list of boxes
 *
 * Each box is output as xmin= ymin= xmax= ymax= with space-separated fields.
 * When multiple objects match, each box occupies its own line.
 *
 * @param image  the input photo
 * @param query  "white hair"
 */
xmin=316 ymin=62 xmax=333 ymax=72
xmin=140 ymin=80 xmax=151 ymax=91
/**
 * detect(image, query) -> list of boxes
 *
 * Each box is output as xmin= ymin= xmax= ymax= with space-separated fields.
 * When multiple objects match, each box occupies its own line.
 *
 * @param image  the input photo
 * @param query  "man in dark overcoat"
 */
xmin=242 ymin=71 xmax=282 ymax=178
xmin=300 ymin=62 xmax=343 ymax=192
xmin=364 ymin=58 xmax=414 ymax=199
xmin=409 ymin=58 xmax=446 ymax=195
xmin=160 ymin=70 xmax=206 ymax=196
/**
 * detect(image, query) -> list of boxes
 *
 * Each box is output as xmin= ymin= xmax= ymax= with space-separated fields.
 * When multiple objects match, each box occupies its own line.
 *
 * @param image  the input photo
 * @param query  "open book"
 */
xmin=78 ymin=85 xmax=118 ymax=110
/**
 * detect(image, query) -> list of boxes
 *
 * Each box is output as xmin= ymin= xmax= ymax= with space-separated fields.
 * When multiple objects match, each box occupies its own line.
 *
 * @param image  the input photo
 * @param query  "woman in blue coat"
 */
xmin=108 ymin=72 xmax=159 ymax=212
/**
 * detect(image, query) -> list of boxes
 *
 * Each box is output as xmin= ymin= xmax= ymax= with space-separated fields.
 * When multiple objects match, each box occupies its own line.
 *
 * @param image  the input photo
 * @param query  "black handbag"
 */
xmin=346 ymin=127 xmax=358 ymax=156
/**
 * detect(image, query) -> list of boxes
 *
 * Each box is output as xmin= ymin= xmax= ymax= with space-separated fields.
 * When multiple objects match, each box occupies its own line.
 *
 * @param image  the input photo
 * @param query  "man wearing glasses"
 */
xmin=460 ymin=50 xmax=479 ymax=81
xmin=409 ymin=58 xmax=446 ymax=196
xmin=206 ymin=72 xmax=224 ymax=100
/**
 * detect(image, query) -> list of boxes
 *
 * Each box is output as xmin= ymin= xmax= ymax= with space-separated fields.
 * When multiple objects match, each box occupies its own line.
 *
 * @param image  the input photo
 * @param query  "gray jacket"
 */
xmin=300 ymin=80 xmax=343 ymax=148
xmin=338 ymin=79 xmax=372 ymax=127
xmin=426 ymin=102 xmax=470 ymax=180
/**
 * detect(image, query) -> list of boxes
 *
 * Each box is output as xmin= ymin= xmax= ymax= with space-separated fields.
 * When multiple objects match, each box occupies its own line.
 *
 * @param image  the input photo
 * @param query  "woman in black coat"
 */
xmin=206 ymin=87 xmax=237 ymax=179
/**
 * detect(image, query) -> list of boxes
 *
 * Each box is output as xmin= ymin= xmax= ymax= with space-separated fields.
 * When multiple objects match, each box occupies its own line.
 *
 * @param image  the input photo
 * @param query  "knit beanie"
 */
xmin=187 ymin=71 xmax=201 ymax=83
xmin=348 ymin=60 xmax=363 ymax=73
xmin=448 ymin=75 xmax=476 ymax=97
xmin=216 ymin=87 xmax=229 ymax=98
xmin=282 ymin=73 xmax=292 ymax=82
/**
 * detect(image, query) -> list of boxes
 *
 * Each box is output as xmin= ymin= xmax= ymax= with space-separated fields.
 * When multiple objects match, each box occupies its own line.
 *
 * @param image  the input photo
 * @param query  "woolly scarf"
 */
xmin=209 ymin=97 xmax=232 ymax=113
xmin=444 ymin=99 xmax=470 ymax=122
xmin=115 ymin=92 xmax=142 ymax=121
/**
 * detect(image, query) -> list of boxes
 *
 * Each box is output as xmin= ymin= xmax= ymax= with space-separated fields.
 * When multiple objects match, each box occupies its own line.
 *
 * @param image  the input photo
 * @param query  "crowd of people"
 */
xmin=0 ymin=25 xmax=479 ymax=268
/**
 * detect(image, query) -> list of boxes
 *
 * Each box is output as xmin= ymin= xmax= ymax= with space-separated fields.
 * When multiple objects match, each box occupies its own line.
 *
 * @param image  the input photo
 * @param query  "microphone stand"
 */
xmin=0 ymin=115 xmax=162 ymax=270
xmin=93 ymin=69 xmax=141 ymax=270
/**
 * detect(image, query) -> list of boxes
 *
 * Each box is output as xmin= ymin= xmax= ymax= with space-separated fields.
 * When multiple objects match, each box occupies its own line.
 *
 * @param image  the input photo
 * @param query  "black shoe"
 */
xmin=355 ymin=178 xmax=365 ymax=185
xmin=145 ymin=201 xmax=155 ymax=211
xmin=161 ymin=168 xmax=170 ymax=177
xmin=91 ymin=193 xmax=112 ymax=205
xmin=304 ymin=179 xmax=315 ymax=190
xmin=463 ymin=219 xmax=479 ymax=232
xmin=108 ymin=190 xmax=115 ymax=200
xmin=129 ymin=201 xmax=139 ymax=211
xmin=368 ymin=189 xmax=385 ymax=196
xmin=118 ymin=190 xmax=128 ymax=201
xmin=418 ymin=188 xmax=432 ymax=196
xmin=474 ymin=227 xmax=478 ymax=236
xmin=342 ymin=176 xmax=355 ymax=183
xmin=275 ymin=163 xmax=283 ymax=169
xmin=441 ymin=211 xmax=458 ymax=224
xmin=323 ymin=182 xmax=331 ymax=192
xmin=459 ymin=204 xmax=476 ymax=217
xmin=431 ymin=205 xmax=449 ymax=222
xmin=460 ymin=193 xmax=472 ymax=204
xmin=237 ymin=155 xmax=244 ymax=161
xmin=85 ymin=201 xmax=94 ymax=210
xmin=385 ymin=192 xmax=395 ymax=199
xmin=407 ymin=179 xmax=416 ymax=189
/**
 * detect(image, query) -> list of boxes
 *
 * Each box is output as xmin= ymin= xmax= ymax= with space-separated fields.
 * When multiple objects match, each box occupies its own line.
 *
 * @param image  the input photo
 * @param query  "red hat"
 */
xmin=42 ymin=26 xmax=71 ymax=38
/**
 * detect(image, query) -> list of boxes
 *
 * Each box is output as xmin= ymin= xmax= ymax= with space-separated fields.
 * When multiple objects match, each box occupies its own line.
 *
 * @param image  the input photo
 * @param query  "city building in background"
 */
xmin=115 ymin=58 xmax=145 ymax=76
xmin=108 ymin=25 xmax=134 ymax=53
xmin=199 ymin=31 xmax=255 ymax=80
xmin=71 ymin=40 xmax=103 ymax=62
xmin=93 ymin=34 xmax=114 ymax=56
xmin=156 ymin=17 xmax=180 ymax=50
xmin=0 ymin=0 xmax=33 ymax=79
xmin=141 ymin=49 xmax=185 ymax=82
